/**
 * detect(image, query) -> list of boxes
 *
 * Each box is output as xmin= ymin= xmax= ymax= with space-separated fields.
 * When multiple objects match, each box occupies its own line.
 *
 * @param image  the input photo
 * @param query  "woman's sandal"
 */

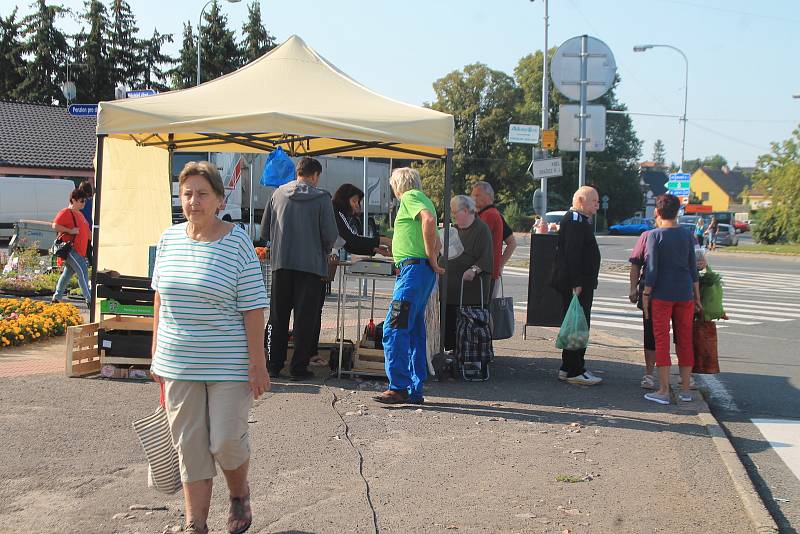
xmin=228 ymin=489 xmax=252 ymax=534
xmin=183 ymin=521 xmax=208 ymax=534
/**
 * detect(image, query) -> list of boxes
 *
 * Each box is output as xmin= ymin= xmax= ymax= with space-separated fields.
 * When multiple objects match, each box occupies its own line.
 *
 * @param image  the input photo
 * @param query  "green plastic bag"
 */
xmin=556 ymin=294 xmax=590 ymax=350
xmin=700 ymin=266 xmax=725 ymax=321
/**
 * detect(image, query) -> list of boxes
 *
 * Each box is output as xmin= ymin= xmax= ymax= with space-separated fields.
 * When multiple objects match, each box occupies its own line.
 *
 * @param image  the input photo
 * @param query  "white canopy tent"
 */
xmin=92 ymin=35 xmax=455 ymax=342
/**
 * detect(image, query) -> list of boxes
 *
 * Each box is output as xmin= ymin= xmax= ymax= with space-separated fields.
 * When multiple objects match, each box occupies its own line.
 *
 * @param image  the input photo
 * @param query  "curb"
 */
xmin=695 ymin=390 xmax=779 ymax=533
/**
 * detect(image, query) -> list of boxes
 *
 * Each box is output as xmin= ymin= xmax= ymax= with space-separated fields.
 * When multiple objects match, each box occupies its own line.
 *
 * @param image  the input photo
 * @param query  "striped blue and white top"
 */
xmin=151 ymin=223 xmax=268 ymax=382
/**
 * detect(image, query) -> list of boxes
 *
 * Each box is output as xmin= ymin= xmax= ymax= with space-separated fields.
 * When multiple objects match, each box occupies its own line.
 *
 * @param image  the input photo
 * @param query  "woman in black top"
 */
xmin=332 ymin=183 xmax=392 ymax=256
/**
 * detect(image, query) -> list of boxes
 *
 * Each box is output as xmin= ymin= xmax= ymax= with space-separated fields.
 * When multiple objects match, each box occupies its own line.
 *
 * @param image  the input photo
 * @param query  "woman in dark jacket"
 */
xmin=332 ymin=183 xmax=392 ymax=256
xmin=309 ymin=184 xmax=391 ymax=366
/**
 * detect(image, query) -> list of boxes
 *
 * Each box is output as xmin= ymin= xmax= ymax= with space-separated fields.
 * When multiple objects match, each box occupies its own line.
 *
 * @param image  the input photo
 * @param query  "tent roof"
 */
xmin=96 ymin=35 xmax=454 ymax=159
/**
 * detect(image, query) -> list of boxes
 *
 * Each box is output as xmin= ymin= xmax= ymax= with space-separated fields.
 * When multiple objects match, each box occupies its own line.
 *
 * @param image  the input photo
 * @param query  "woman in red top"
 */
xmin=51 ymin=187 xmax=92 ymax=306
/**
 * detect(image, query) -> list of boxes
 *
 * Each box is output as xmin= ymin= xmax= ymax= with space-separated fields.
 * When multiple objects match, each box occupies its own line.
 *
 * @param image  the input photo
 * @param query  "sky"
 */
xmin=4 ymin=0 xmax=799 ymax=168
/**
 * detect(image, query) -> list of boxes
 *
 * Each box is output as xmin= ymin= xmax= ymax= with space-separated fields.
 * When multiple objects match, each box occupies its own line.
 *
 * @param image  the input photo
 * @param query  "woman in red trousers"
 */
xmin=642 ymin=194 xmax=702 ymax=405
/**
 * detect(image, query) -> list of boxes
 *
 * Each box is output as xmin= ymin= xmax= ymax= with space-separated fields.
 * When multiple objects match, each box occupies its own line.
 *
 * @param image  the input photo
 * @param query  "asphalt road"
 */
xmin=506 ymin=232 xmax=800 ymax=532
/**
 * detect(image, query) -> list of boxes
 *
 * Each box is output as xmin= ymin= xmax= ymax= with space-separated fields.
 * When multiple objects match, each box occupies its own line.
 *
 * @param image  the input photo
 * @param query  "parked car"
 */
xmin=715 ymin=224 xmax=739 ymax=246
xmin=734 ymin=220 xmax=749 ymax=233
xmin=608 ymin=216 xmax=655 ymax=235
xmin=543 ymin=210 xmax=567 ymax=232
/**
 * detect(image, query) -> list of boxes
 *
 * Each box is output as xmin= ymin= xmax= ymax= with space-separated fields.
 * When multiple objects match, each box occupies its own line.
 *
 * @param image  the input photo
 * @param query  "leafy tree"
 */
xmin=170 ymin=21 xmax=196 ymax=89
xmin=199 ymin=0 xmax=240 ymax=83
xmin=72 ymin=0 xmax=115 ymax=103
xmin=751 ymin=127 xmax=800 ymax=243
xmin=683 ymin=154 xmax=728 ymax=173
xmin=17 ymin=0 xmax=70 ymax=104
xmin=108 ymin=0 xmax=142 ymax=88
xmin=428 ymin=62 xmax=524 ymax=199
xmin=415 ymin=160 xmax=445 ymax=216
xmin=140 ymin=28 xmax=174 ymax=92
xmin=241 ymin=0 xmax=275 ymax=64
xmin=652 ymin=139 xmax=666 ymax=166
xmin=0 ymin=8 xmax=26 ymax=100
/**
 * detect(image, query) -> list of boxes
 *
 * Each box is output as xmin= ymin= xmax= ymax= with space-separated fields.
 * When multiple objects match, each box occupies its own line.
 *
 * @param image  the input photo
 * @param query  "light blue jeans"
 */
xmin=54 ymin=249 xmax=91 ymax=306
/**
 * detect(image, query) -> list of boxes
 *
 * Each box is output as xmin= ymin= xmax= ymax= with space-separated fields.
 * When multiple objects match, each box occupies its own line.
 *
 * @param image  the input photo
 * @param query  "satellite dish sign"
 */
xmin=551 ymin=36 xmax=616 ymax=102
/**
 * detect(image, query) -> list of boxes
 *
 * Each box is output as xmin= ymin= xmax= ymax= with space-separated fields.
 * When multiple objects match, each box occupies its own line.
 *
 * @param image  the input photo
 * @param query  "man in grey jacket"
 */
xmin=261 ymin=157 xmax=338 ymax=380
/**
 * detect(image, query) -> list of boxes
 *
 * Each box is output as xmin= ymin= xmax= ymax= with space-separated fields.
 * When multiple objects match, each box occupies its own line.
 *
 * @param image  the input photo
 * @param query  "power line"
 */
xmin=686 ymin=121 xmax=770 ymax=152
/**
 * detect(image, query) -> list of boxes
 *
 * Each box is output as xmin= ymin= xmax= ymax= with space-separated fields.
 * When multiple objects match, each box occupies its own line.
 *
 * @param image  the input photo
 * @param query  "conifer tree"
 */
xmin=108 ymin=0 xmax=142 ymax=87
xmin=169 ymin=21 xmax=196 ymax=89
xmin=72 ymin=0 xmax=114 ymax=103
xmin=141 ymin=28 xmax=174 ymax=92
xmin=199 ymin=0 xmax=240 ymax=83
xmin=0 ymin=8 xmax=27 ymax=100
xmin=241 ymin=1 xmax=275 ymax=64
xmin=17 ymin=0 xmax=70 ymax=104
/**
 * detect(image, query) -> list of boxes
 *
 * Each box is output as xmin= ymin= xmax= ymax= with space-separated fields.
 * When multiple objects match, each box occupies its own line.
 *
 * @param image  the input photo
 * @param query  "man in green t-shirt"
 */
xmin=374 ymin=168 xmax=444 ymax=405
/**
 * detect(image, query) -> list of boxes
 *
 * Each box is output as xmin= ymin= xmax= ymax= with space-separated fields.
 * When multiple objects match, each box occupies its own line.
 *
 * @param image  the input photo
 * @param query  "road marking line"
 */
xmin=723 ymin=297 xmax=800 ymax=309
xmin=751 ymin=419 xmax=800 ymax=483
xmin=697 ymin=375 xmax=740 ymax=412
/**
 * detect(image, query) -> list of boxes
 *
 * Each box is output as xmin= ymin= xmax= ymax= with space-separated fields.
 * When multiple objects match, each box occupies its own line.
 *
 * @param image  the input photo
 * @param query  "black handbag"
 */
xmin=51 ymin=210 xmax=77 ymax=259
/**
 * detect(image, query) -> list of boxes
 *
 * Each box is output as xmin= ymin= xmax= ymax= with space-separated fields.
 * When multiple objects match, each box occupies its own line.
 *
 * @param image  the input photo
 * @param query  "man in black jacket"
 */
xmin=552 ymin=186 xmax=602 ymax=385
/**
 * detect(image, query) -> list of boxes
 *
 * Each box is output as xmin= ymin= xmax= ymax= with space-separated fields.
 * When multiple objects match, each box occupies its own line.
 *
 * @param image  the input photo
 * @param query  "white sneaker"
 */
xmin=645 ymin=391 xmax=671 ymax=405
xmin=558 ymin=370 xmax=567 ymax=381
xmin=566 ymin=372 xmax=602 ymax=386
xmin=640 ymin=374 xmax=657 ymax=390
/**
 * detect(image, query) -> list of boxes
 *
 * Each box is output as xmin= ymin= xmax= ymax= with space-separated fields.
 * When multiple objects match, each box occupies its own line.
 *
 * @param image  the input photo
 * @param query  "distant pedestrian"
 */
xmin=705 ymin=216 xmax=719 ymax=251
xmin=261 ymin=157 xmax=339 ymax=381
xmin=642 ymin=194 xmax=702 ymax=405
xmin=694 ymin=217 xmax=705 ymax=247
xmin=51 ymin=186 xmax=92 ymax=307
xmin=551 ymin=186 xmax=602 ymax=386
xmin=151 ymin=161 xmax=269 ymax=534
xmin=374 ymin=168 xmax=443 ymax=405
xmin=471 ymin=181 xmax=517 ymax=296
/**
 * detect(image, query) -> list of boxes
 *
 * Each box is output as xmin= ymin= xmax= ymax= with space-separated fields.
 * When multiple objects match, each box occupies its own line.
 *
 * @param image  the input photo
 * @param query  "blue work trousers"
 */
xmin=382 ymin=260 xmax=436 ymax=400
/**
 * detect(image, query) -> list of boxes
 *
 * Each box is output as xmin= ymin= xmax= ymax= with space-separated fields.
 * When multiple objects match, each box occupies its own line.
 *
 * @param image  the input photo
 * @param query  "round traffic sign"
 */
xmin=551 ymin=36 xmax=617 ymax=102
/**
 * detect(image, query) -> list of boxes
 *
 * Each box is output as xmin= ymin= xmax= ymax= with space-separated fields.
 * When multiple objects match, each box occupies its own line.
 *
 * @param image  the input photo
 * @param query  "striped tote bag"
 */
xmin=132 ymin=386 xmax=182 ymax=495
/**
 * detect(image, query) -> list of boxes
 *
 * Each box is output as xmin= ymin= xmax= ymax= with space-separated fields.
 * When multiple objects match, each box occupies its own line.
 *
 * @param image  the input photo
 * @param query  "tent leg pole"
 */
xmin=439 ymin=149 xmax=453 ymax=354
xmin=89 ymin=134 xmax=106 ymax=323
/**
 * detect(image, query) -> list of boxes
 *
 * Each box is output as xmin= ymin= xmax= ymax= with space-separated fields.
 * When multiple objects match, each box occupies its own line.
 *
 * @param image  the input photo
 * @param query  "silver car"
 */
xmin=715 ymin=223 xmax=739 ymax=246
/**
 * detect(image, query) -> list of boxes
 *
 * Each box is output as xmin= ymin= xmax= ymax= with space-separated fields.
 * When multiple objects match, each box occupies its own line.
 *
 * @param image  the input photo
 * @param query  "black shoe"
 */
xmin=290 ymin=369 xmax=315 ymax=382
xmin=268 ymin=368 xmax=282 ymax=379
xmin=407 ymin=396 xmax=425 ymax=405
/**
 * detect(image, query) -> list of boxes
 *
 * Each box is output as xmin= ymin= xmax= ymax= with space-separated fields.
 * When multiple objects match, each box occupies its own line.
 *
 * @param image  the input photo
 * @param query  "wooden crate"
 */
xmin=99 ymin=314 xmax=153 ymax=366
xmin=65 ymin=322 xmax=101 ymax=378
xmin=352 ymin=336 xmax=386 ymax=374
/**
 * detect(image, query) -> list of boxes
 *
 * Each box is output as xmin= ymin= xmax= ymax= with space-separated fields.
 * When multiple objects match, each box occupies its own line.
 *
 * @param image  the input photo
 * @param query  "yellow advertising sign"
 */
xmin=541 ymin=129 xmax=556 ymax=149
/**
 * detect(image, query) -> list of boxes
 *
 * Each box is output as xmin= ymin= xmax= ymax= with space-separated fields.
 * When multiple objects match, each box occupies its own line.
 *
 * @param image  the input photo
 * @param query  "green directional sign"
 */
xmin=666 ymin=180 xmax=691 ymax=190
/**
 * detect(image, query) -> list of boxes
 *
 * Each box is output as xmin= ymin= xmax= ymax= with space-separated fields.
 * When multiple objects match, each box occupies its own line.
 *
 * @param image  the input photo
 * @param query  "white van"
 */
xmin=0 ymin=177 xmax=76 ymax=241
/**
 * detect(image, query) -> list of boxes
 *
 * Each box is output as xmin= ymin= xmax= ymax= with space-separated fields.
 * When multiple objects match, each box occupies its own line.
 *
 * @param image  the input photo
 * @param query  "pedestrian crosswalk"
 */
xmin=505 ymin=265 xmax=800 ymax=334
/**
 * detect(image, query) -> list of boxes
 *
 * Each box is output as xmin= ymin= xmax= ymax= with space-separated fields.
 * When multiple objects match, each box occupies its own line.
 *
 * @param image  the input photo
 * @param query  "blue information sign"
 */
xmin=67 ymin=104 xmax=98 ymax=116
xmin=667 ymin=188 xmax=690 ymax=196
xmin=126 ymin=89 xmax=157 ymax=98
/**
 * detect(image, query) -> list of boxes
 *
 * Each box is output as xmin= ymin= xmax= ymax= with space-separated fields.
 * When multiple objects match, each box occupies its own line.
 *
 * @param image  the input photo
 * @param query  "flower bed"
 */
xmin=0 ymin=298 xmax=83 ymax=349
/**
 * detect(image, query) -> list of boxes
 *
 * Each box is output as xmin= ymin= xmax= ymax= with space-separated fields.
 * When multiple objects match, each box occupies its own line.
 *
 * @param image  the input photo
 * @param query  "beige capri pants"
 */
xmin=164 ymin=380 xmax=253 ymax=483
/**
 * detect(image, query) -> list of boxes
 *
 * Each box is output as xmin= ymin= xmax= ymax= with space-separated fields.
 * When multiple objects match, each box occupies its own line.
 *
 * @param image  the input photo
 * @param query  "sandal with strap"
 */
xmin=228 ymin=488 xmax=252 ymax=534
xmin=184 ymin=521 xmax=209 ymax=534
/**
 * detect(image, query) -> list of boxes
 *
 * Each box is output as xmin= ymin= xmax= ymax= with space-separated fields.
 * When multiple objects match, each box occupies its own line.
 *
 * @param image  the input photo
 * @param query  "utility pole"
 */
xmin=540 ymin=0 xmax=550 ymax=214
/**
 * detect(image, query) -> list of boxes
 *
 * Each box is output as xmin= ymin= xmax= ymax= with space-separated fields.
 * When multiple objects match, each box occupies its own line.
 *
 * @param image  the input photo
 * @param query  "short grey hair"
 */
xmin=389 ymin=167 xmax=422 ymax=195
xmin=450 ymin=195 xmax=476 ymax=214
xmin=472 ymin=180 xmax=494 ymax=201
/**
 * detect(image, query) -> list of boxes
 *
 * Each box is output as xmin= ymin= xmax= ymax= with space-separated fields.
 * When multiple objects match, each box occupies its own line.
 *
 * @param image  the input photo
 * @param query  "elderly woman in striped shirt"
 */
xmin=150 ymin=161 xmax=269 ymax=534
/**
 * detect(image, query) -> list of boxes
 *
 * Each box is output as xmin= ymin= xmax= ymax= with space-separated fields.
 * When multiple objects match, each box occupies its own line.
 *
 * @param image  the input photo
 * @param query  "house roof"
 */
xmin=640 ymin=169 xmax=669 ymax=196
xmin=700 ymin=166 xmax=751 ymax=199
xmin=0 ymin=100 xmax=96 ymax=171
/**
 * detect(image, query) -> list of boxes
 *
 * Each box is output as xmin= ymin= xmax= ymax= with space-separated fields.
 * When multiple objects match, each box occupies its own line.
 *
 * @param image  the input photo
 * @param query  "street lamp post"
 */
xmin=197 ymin=0 xmax=241 ymax=86
xmin=634 ymin=44 xmax=689 ymax=171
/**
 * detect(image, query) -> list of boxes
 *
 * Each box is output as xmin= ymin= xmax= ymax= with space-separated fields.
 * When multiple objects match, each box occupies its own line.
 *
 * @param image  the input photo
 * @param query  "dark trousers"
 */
xmin=267 ymin=269 xmax=324 ymax=375
xmin=559 ymin=286 xmax=594 ymax=377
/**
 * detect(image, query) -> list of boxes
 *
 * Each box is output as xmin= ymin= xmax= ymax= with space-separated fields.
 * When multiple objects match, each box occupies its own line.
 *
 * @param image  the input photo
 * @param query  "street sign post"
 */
xmin=558 ymin=104 xmax=606 ymax=151
xmin=531 ymin=157 xmax=563 ymax=179
xmin=126 ymin=89 xmax=158 ymax=99
xmin=508 ymin=124 xmax=541 ymax=144
xmin=67 ymin=104 xmax=98 ymax=116
xmin=532 ymin=188 xmax=545 ymax=216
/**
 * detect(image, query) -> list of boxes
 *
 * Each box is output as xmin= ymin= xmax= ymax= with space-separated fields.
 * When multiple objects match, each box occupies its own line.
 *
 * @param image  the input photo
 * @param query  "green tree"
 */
xmin=415 ymin=160 xmax=445 ymax=216
xmin=72 ymin=0 xmax=115 ymax=103
xmin=17 ymin=0 xmax=70 ymax=104
xmin=140 ymin=28 xmax=174 ymax=92
xmin=751 ymin=127 xmax=800 ymax=243
xmin=0 ymin=8 xmax=26 ymax=100
xmin=652 ymin=139 xmax=666 ymax=166
xmin=169 ymin=21 xmax=196 ymax=89
xmin=240 ymin=0 xmax=275 ymax=64
xmin=108 ymin=0 xmax=142 ymax=88
xmin=429 ymin=63 xmax=524 ymax=200
xmin=199 ymin=0 xmax=240 ymax=83
xmin=683 ymin=154 xmax=728 ymax=173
